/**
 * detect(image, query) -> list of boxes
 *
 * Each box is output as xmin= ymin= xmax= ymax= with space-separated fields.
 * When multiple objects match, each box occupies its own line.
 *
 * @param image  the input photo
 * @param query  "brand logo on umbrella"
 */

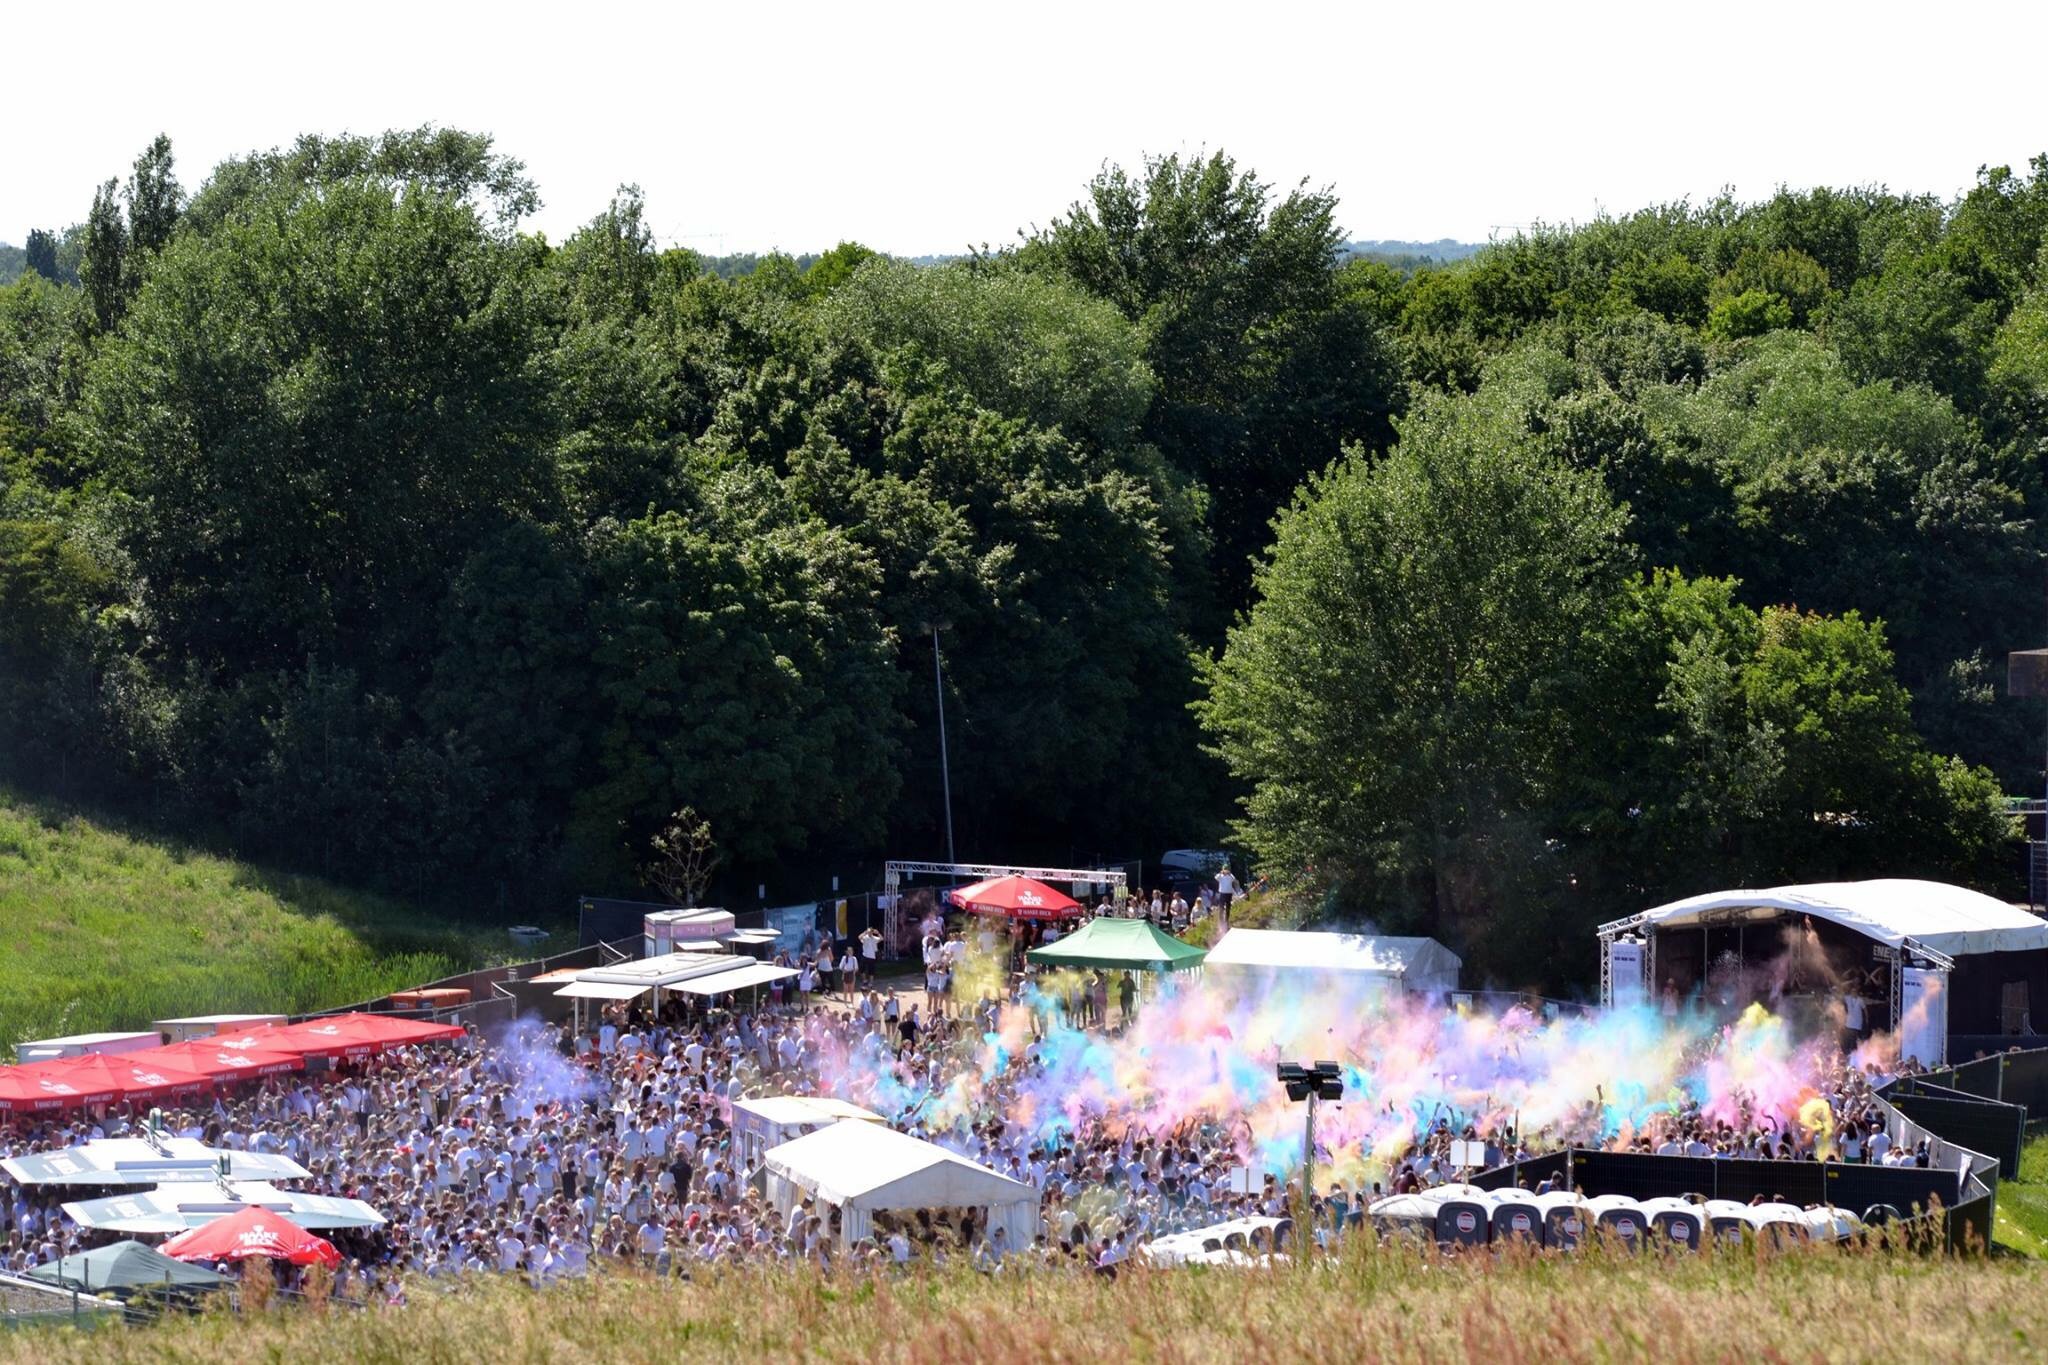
xmin=216 ymin=1054 xmax=255 ymax=1067
xmin=36 ymin=1080 xmax=77 ymax=1095
xmin=236 ymin=1230 xmax=284 ymax=1250
xmin=1018 ymin=892 xmax=1044 ymax=906
xmin=130 ymin=1071 xmax=171 ymax=1086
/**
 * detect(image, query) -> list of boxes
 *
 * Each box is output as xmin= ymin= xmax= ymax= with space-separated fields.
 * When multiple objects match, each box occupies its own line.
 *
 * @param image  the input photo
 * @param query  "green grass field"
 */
xmin=5 ymin=1241 xmax=2047 ymax=1363
xmin=1994 ymin=1127 xmax=2048 ymax=1257
xmin=0 ymin=788 xmax=514 ymax=1046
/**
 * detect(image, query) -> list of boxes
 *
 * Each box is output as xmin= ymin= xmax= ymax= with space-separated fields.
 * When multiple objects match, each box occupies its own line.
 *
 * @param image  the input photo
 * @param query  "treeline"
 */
xmin=0 ymin=127 xmax=2040 ymax=982
xmin=1207 ymin=162 xmax=2048 ymax=981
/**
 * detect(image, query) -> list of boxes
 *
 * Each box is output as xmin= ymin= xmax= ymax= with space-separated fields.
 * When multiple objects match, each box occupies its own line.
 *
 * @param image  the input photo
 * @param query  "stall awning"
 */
xmin=671 ymin=963 xmax=799 ymax=996
xmin=554 ymin=981 xmax=654 ymax=1001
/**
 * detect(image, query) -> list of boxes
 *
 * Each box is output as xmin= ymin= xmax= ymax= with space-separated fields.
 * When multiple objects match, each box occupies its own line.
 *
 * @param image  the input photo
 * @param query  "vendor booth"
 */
xmin=762 ymin=1120 xmax=1038 ymax=1252
xmin=1201 ymin=929 xmax=1462 ymax=997
xmin=643 ymin=908 xmax=738 ymax=957
xmin=1598 ymin=880 xmax=2048 ymax=1065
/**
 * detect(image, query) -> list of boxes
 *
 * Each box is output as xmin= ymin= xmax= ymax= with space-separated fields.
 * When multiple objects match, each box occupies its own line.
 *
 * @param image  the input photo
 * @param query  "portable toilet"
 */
xmin=1701 ymin=1199 xmax=1753 ymax=1247
xmin=1799 ymin=1205 xmax=1859 ymax=1244
xmin=1532 ymin=1190 xmax=1590 ymax=1250
xmin=1583 ymin=1194 xmax=1649 ymax=1250
xmin=1638 ymin=1197 xmax=1705 ymax=1251
xmin=1489 ymin=1191 xmax=1544 ymax=1245
xmin=1434 ymin=1189 xmax=1493 ymax=1249
xmin=1367 ymin=1193 xmax=1441 ymax=1247
xmin=1744 ymin=1202 xmax=1810 ymax=1249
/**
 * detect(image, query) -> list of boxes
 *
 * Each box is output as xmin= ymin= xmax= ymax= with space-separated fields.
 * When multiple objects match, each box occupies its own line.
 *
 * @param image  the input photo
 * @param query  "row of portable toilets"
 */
xmin=1367 ymin=1184 xmax=1867 ymax=1251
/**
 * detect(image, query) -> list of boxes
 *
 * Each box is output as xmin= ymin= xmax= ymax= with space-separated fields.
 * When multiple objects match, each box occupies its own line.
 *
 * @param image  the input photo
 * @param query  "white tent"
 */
xmin=732 ymin=1096 xmax=886 ymax=1167
xmin=672 ymin=961 xmax=800 ymax=998
xmin=763 ymin=1121 xmax=1037 ymax=1252
xmin=2 ymin=1137 xmax=309 ymax=1188
xmin=1202 ymin=929 xmax=1462 ymax=995
xmin=1627 ymin=880 xmax=2048 ymax=958
xmin=61 ymin=1181 xmax=385 ymax=1234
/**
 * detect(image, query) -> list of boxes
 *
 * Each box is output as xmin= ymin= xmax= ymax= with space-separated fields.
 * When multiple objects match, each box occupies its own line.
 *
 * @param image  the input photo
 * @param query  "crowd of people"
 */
xmin=0 ymin=905 xmax=1958 ymax=1295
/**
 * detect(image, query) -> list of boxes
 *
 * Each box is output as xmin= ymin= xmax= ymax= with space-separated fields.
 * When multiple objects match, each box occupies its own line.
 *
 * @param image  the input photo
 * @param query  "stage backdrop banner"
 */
xmin=1610 ymin=941 xmax=1647 ymax=1009
xmin=1901 ymin=967 xmax=1949 ymax=1069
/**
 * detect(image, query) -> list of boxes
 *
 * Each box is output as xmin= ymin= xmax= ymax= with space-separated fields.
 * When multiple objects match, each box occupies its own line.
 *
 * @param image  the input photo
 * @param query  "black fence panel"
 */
xmin=1469 ymin=1153 xmax=1567 ymax=1191
xmin=577 ymin=896 xmax=676 ymax=948
xmin=1886 ymin=1089 xmax=2026 ymax=1179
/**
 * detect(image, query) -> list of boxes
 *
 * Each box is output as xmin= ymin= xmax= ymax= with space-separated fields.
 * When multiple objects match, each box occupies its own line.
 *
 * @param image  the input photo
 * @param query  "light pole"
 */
xmin=929 ymin=621 xmax=956 ymax=864
xmin=1276 ymin=1060 xmax=1344 ymax=1212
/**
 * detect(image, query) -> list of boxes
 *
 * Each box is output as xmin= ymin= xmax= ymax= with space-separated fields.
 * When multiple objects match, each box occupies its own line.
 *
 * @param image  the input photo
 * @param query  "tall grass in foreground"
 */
xmin=10 ymin=1239 xmax=2047 ymax=1364
xmin=0 ymin=792 xmax=497 ymax=1043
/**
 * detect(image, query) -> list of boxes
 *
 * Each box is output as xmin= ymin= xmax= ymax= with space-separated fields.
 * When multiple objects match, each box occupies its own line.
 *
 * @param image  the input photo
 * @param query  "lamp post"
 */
xmin=929 ymin=621 xmax=956 ymax=865
xmin=1275 ymin=1060 xmax=1344 ymax=1211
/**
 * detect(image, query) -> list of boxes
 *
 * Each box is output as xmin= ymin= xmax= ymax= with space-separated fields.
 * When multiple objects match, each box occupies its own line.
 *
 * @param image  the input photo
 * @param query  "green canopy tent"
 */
xmin=1026 ymin=916 xmax=1207 ymax=972
xmin=24 ymin=1239 xmax=232 ymax=1294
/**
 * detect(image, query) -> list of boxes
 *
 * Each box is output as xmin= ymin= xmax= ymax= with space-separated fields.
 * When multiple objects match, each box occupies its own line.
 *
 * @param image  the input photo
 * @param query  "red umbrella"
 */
xmin=317 ymin=1013 xmax=467 ymax=1048
xmin=0 ymin=1053 xmax=212 ymax=1109
xmin=125 ymin=1039 xmax=305 ymax=1082
xmin=97 ymin=1054 xmax=215 ymax=1103
xmin=160 ymin=1206 xmax=342 ymax=1268
xmin=214 ymin=1013 xmax=464 ymax=1062
xmin=946 ymin=875 xmax=1081 ymax=921
xmin=199 ymin=1014 xmax=445 ymax=1063
xmin=0 ymin=1058 xmax=117 ymax=1112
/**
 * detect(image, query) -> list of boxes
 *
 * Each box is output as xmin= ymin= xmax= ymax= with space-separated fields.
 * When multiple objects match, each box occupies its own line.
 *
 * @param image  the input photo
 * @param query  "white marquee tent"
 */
xmin=1202 ymin=929 xmax=1462 ymax=995
xmin=733 ymin=1096 xmax=886 ymax=1167
xmin=61 ymin=1181 xmax=385 ymax=1234
xmin=762 ymin=1121 xmax=1038 ymax=1252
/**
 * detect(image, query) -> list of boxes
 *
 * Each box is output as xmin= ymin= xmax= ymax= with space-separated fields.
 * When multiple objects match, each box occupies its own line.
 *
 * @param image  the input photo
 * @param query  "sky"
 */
xmin=5 ymin=0 xmax=2045 ymax=257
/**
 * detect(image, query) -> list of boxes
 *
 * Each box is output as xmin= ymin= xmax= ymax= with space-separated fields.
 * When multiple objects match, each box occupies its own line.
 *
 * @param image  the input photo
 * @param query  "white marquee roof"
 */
xmin=1629 ymin=880 xmax=2048 ymax=957
xmin=1202 ymin=929 xmax=1462 ymax=990
xmin=763 ymin=1121 xmax=1033 ymax=1212
xmin=575 ymin=951 xmax=739 ymax=988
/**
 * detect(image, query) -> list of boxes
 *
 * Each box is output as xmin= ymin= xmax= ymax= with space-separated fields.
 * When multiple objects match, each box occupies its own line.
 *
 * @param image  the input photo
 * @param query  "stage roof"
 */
xmin=1630 ymin=880 xmax=2048 ymax=957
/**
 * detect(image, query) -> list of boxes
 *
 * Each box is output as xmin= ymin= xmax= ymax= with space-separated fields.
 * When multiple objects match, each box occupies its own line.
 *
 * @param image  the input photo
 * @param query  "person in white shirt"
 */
xmin=860 ymin=926 xmax=883 ymax=962
xmin=888 ymin=1229 xmax=911 ymax=1264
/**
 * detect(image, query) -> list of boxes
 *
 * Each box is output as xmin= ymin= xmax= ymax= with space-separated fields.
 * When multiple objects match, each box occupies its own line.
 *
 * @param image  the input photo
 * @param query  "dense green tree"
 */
xmin=182 ymin=126 xmax=537 ymax=235
xmin=23 ymin=230 xmax=57 ymax=282
xmin=1197 ymin=387 xmax=1632 ymax=956
xmin=576 ymin=468 xmax=902 ymax=876
xmin=83 ymin=179 xmax=554 ymax=676
xmin=80 ymin=179 xmax=126 ymax=332
xmin=1023 ymin=151 xmax=1402 ymax=622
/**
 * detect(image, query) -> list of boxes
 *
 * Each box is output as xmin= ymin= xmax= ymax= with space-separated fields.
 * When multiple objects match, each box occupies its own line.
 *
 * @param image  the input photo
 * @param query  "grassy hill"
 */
xmin=3 ymin=1240 xmax=2044 ymax=1361
xmin=0 ymin=788 xmax=507 ymax=1045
